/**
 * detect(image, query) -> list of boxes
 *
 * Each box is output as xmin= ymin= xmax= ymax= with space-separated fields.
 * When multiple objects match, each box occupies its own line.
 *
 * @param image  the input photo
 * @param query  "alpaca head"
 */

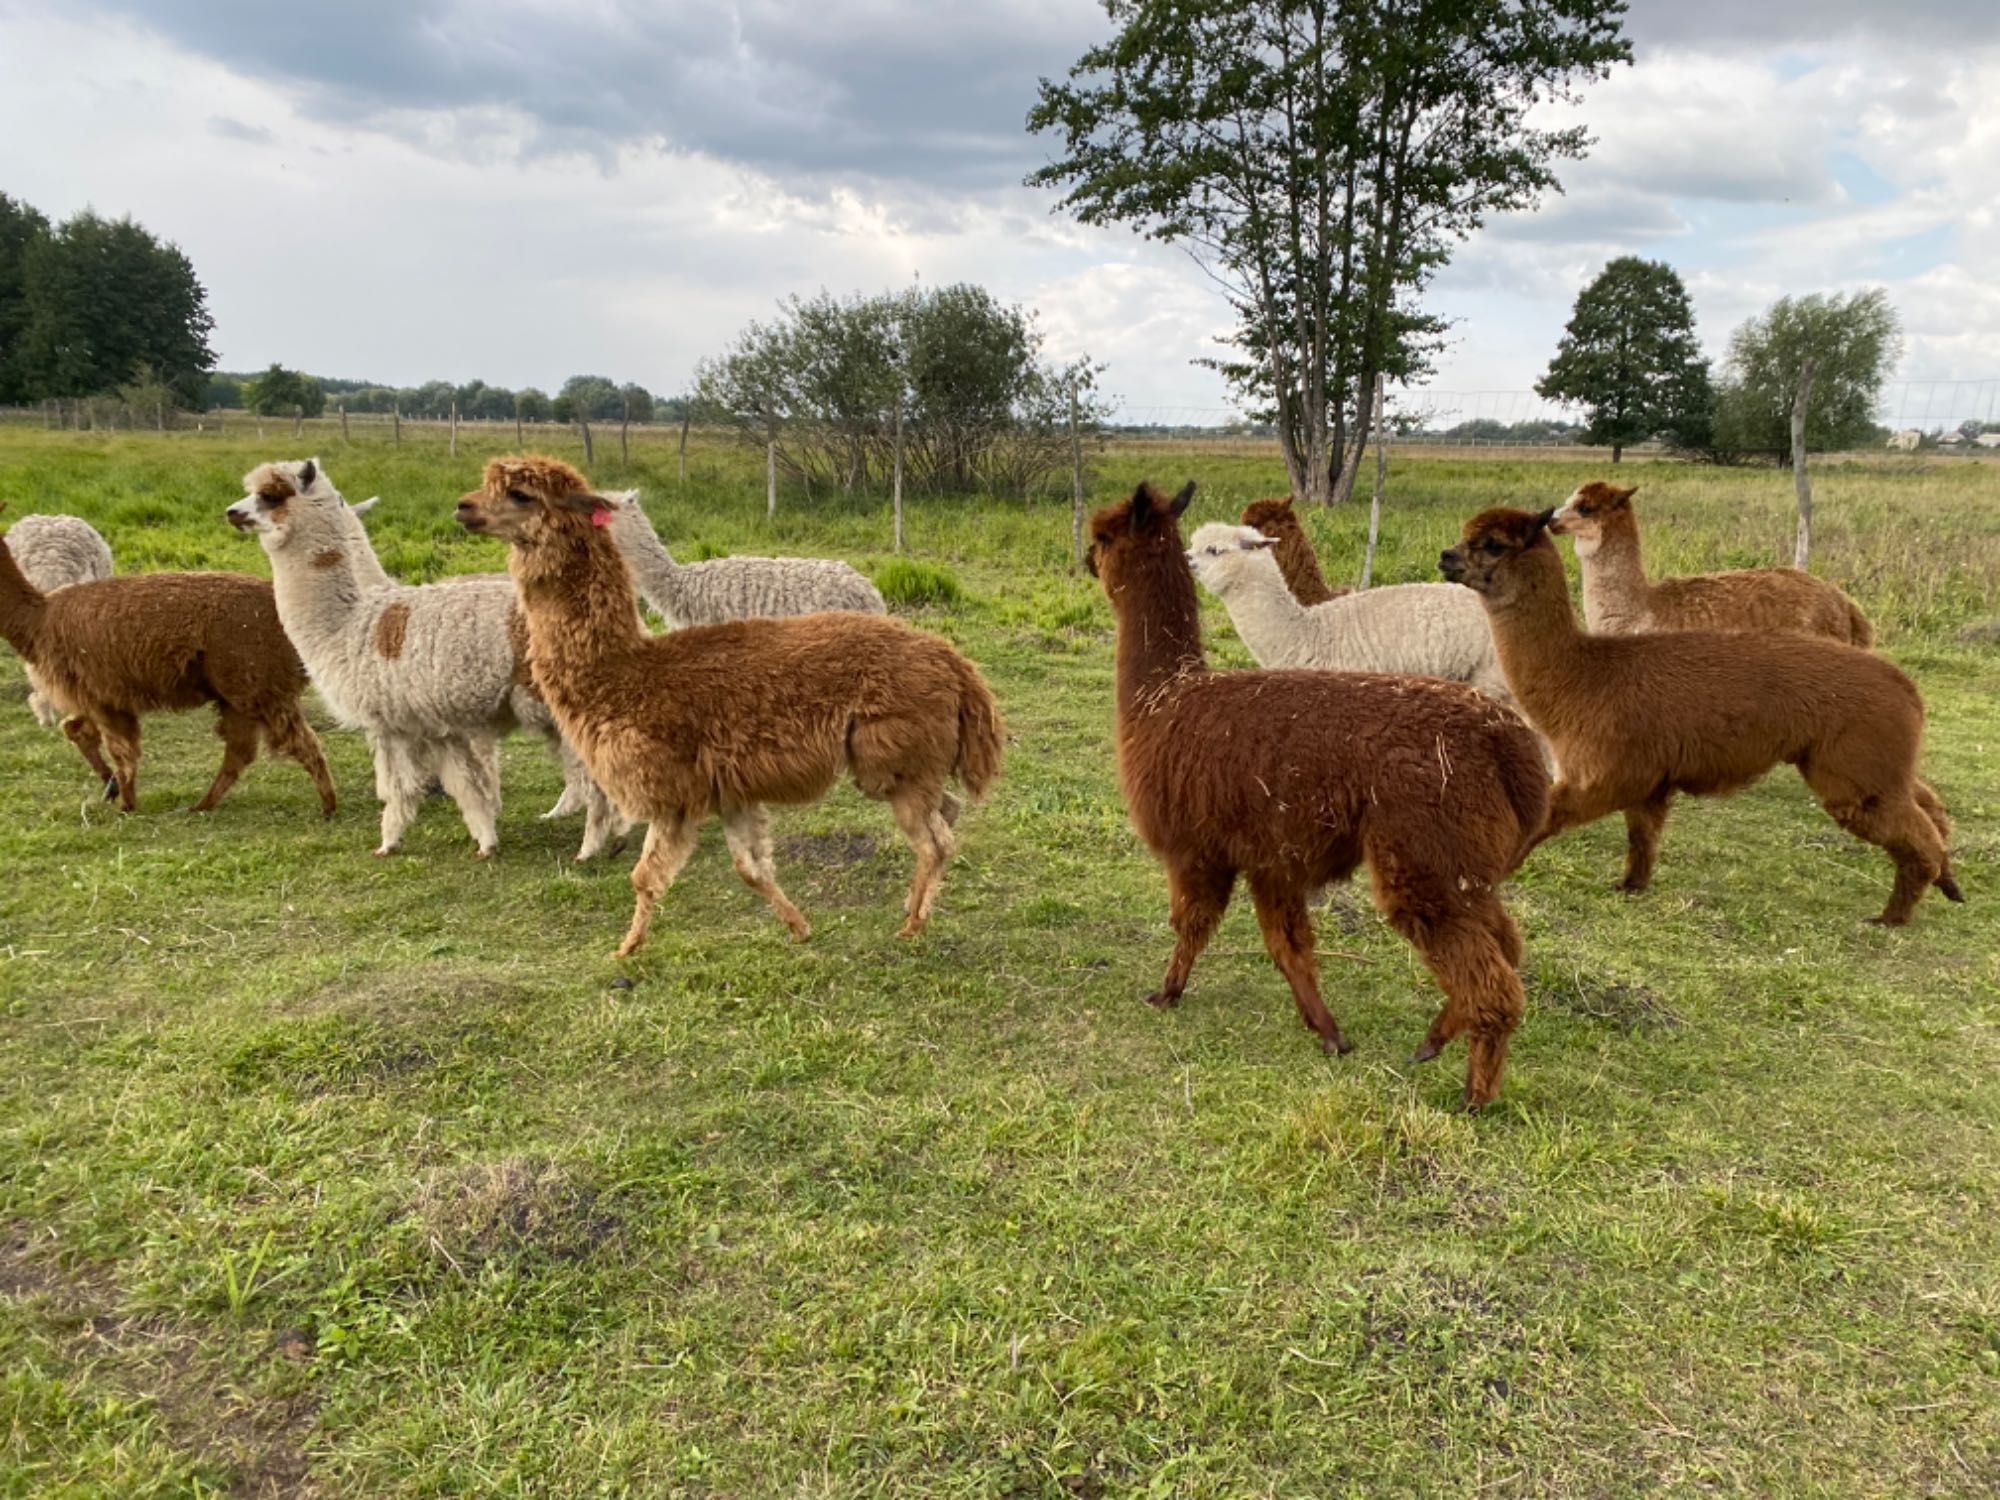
xmin=456 ymin=454 xmax=618 ymax=549
xmin=1185 ymin=521 xmax=1279 ymax=597
xmin=1239 ymin=494 xmax=1302 ymax=545
xmin=1085 ymin=480 xmax=1197 ymax=591
xmin=1440 ymin=507 xmax=1562 ymax=605
xmin=1547 ymin=480 xmax=1636 ymax=557
xmin=228 ymin=458 xmax=348 ymax=553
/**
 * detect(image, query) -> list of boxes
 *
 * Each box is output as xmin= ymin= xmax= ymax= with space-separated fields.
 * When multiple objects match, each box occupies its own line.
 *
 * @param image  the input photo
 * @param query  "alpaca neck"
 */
xmin=1111 ymin=546 xmax=1208 ymax=719
xmin=1477 ymin=556 xmax=1591 ymax=720
xmin=1575 ymin=516 xmax=1651 ymax=630
xmin=610 ymin=508 xmax=685 ymax=619
xmin=1276 ymin=529 xmax=1336 ymax=605
xmin=0 ymin=544 xmax=49 ymax=660
xmin=264 ymin=531 xmax=371 ymax=650
xmin=511 ymin=527 xmax=649 ymax=709
xmin=1214 ymin=561 xmax=1311 ymax=666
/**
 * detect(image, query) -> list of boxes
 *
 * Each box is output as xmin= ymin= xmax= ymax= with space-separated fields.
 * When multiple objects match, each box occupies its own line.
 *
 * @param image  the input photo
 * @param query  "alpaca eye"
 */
xmin=1484 ymin=539 xmax=1505 ymax=555
xmin=507 ymin=489 xmax=533 ymax=504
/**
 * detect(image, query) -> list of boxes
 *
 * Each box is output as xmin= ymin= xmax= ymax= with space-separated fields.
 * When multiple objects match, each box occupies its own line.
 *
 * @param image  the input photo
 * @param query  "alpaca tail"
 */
xmin=1845 ymin=597 xmax=1875 ymax=649
xmin=949 ymin=654 xmax=1004 ymax=801
xmin=1495 ymin=723 xmax=1553 ymax=852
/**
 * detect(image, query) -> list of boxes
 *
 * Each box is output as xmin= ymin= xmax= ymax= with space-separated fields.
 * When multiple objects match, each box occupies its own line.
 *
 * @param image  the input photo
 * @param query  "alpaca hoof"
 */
xmin=102 ymin=779 xmax=118 ymax=802
xmin=1938 ymin=875 xmax=1965 ymax=903
xmin=895 ymin=917 xmax=924 ymax=939
xmin=613 ymin=939 xmax=643 ymax=960
xmin=1461 ymin=1093 xmax=1487 ymax=1115
xmin=1320 ymin=1030 xmax=1355 ymax=1056
xmin=1143 ymin=989 xmax=1179 ymax=1010
xmin=1615 ymin=877 xmax=1650 ymax=896
xmin=1411 ymin=1039 xmax=1443 ymax=1064
xmin=788 ymin=921 xmax=812 ymax=943
xmin=371 ymin=844 xmax=397 ymax=858
xmin=473 ymin=846 xmax=497 ymax=861
xmin=1865 ymin=912 xmax=1910 ymax=928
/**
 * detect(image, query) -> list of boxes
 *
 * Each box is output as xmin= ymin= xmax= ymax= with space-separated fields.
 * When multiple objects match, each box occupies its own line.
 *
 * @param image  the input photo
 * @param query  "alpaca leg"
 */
xmin=888 ymin=783 xmax=956 ymax=938
xmin=543 ymin=733 xmax=593 ymax=822
xmin=557 ymin=737 xmax=629 ymax=862
xmin=190 ymin=706 xmax=261 ymax=812
xmin=1618 ymin=787 xmax=1675 ymax=895
xmin=1245 ymin=872 xmax=1351 ymax=1055
xmin=617 ymin=815 xmax=701 ymax=959
xmin=1803 ymin=765 xmax=1950 ymax=925
xmin=721 ymin=804 xmax=810 ymax=941
xmin=939 ymin=788 xmax=964 ymax=828
xmin=373 ymin=738 xmax=429 ymax=856
xmin=1913 ymin=780 xmax=1964 ymax=901
xmin=61 ymin=715 xmax=116 ymax=796
xmin=25 ymin=667 xmax=56 ymax=729
xmin=264 ymin=706 xmax=337 ymax=818
xmin=1383 ymin=892 xmax=1526 ymax=1111
xmin=1484 ymin=899 xmax=1525 ymax=970
xmin=1149 ymin=861 xmax=1235 ymax=1009
xmin=94 ymin=709 xmax=143 ymax=813
xmin=438 ymin=738 xmax=502 ymax=858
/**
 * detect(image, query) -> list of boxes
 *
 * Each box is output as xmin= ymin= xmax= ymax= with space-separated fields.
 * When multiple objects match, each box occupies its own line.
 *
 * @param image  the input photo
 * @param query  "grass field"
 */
xmin=1 ymin=426 xmax=1997 ymax=1496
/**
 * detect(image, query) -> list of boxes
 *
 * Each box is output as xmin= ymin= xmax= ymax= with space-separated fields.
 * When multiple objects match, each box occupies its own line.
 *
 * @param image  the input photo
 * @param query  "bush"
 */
xmin=874 ymin=558 xmax=963 ymax=609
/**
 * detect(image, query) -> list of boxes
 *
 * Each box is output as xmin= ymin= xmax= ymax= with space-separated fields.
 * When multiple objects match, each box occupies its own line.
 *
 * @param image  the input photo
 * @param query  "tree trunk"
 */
xmin=1330 ymin=377 xmax=1373 ymax=506
xmin=766 ymin=433 xmax=777 ymax=521
xmin=1361 ymin=375 xmax=1386 ymax=588
xmin=1068 ymin=380 xmax=1086 ymax=567
xmin=1792 ymin=357 xmax=1818 ymax=569
xmin=579 ymin=419 xmax=593 ymax=465
xmin=893 ymin=394 xmax=906 ymax=555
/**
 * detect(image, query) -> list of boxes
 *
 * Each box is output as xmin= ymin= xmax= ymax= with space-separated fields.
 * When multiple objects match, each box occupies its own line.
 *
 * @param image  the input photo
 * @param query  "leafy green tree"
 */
xmin=0 ymin=193 xmax=50 ymax=403
xmin=205 ymin=374 xmax=245 ymax=410
xmin=16 ymin=210 xmax=216 ymax=404
xmin=619 ymin=383 xmax=655 ymax=423
xmin=1712 ymin=290 xmax=1902 ymax=463
xmin=241 ymin=363 xmax=326 ymax=418
xmin=1027 ymin=0 xmax=1629 ymax=503
xmin=560 ymin=375 xmax=624 ymax=422
xmin=515 ymin=387 xmax=552 ymax=423
xmin=1537 ymin=257 xmax=1712 ymax=463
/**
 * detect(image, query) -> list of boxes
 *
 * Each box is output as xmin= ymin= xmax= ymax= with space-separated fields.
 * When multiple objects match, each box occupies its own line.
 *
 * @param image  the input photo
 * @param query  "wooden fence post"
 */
xmin=339 ymin=402 xmax=349 ymax=443
xmin=156 ymin=400 xmax=165 ymax=432
xmin=579 ymin=418 xmax=594 ymax=466
xmin=450 ymin=401 xmax=459 ymax=458
xmin=1068 ymin=379 xmax=1086 ymax=568
xmin=1792 ymin=357 xmax=1819 ymax=569
xmin=766 ymin=434 xmax=777 ymax=521
xmin=515 ymin=400 xmax=523 ymax=448
xmin=620 ymin=393 xmax=630 ymax=466
xmin=293 ymin=405 xmax=303 ymax=438
xmin=393 ymin=405 xmax=402 ymax=444
xmin=1362 ymin=374 xmax=1386 ymax=588
xmin=892 ymin=393 xmax=905 ymax=554
xmin=678 ymin=403 xmax=691 ymax=489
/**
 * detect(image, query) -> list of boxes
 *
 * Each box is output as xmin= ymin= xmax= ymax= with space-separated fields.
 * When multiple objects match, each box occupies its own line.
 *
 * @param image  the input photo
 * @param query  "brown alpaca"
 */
xmin=1441 ymin=507 xmax=1960 ymax=925
xmin=1550 ymin=481 xmax=1873 ymax=644
xmin=1239 ymin=495 xmax=1348 ymax=603
xmin=1089 ymin=482 xmax=1548 ymax=1110
xmin=0 ymin=506 xmax=335 ymax=815
xmin=457 ymin=455 xmax=1004 ymax=958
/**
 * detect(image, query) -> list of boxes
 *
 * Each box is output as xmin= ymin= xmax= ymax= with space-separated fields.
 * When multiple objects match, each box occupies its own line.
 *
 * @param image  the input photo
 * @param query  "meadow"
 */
xmin=1 ymin=423 xmax=1997 ymax=1496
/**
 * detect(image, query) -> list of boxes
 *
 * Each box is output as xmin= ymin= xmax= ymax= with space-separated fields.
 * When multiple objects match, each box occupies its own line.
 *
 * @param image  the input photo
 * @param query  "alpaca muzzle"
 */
xmin=225 ymin=502 xmax=259 ymax=531
xmin=1438 ymin=546 xmax=1466 ymax=582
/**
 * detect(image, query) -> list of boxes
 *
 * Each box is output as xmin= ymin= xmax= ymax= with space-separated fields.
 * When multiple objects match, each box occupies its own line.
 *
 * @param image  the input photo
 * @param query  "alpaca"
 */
xmin=1550 ymin=481 xmax=1874 ymax=644
xmin=1187 ymin=522 xmax=1519 ymax=710
xmin=228 ymin=459 xmax=626 ymax=861
xmin=457 ymin=455 xmax=1003 ymax=958
xmin=1440 ymin=507 xmax=1961 ymax=925
xmin=0 ymin=506 xmax=335 ymax=815
xmin=607 ymin=492 xmax=885 ymax=627
xmin=1239 ymin=495 xmax=1347 ymax=604
xmin=1089 ymin=481 xmax=1547 ymax=1110
xmin=3 ymin=513 xmax=113 ymax=726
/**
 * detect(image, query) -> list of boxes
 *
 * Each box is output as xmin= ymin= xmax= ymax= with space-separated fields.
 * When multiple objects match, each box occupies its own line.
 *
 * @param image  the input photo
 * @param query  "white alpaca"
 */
xmin=227 ymin=459 xmax=628 ymax=861
xmin=606 ymin=492 xmax=884 ymax=627
xmin=1186 ymin=522 xmax=1517 ymax=708
xmin=3 ymin=514 xmax=114 ymax=726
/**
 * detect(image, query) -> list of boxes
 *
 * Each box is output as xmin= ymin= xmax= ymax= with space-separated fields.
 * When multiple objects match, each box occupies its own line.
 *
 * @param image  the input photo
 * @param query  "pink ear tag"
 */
xmin=591 ymin=506 xmax=613 ymax=527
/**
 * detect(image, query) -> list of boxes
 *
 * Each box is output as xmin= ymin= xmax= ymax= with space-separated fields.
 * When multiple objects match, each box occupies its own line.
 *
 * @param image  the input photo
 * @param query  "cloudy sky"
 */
xmin=3 ymin=0 xmax=1996 ymax=421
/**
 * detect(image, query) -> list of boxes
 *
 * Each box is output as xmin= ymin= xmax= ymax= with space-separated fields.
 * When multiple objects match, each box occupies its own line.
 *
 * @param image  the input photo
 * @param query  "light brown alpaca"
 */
xmin=1550 ymin=481 xmax=1873 ymax=644
xmin=1092 ymin=482 xmax=1547 ymax=1110
xmin=1441 ymin=508 xmax=1960 ymax=925
xmin=457 ymin=456 xmax=1003 ymax=958
xmin=0 ymin=506 xmax=335 ymax=816
xmin=1239 ymin=496 xmax=1348 ymax=604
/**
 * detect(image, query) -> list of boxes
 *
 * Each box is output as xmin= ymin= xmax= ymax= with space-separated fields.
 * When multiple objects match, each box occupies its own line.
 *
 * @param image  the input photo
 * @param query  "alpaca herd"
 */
xmin=0 ymin=461 xmax=1965 ymax=1111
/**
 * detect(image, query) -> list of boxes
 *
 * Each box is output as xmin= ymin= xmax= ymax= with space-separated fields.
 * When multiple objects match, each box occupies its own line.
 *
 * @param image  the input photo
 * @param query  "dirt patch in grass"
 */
xmin=1533 ymin=969 xmax=1683 ymax=1034
xmin=286 ymin=964 xmax=533 ymax=1024
xmin=410 ymin=1156 xmax=621 ymax=1267
xmin=1956 ymin=617 xmax=2000 ymax=645
xmin=780 ymin=832 xmax=879 ymax=868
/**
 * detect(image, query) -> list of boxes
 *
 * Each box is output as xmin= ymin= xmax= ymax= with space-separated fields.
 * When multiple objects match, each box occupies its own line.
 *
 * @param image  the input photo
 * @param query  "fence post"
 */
xmin=1792 ymin=357 xmax=1818 ymax=568
xmin=339 ymin=403 xmax=349 ymax=442
xmin=450 ymin=401 xmax=459 ymax=458
xmin=1068 ymin=379 xmax=1085 ymax=569
xmin=620 ymin=393 xmax=630 ymax=466
xmin=579 ymin=418 xmax=594 ymax=466
xmin=892 ymin=392 xmax=905 ymax=554
xmin=393 ymin=404 xmax=402 ymax=444
xmin=294 ymin=404 xmax=303 ymax=438
xmin=1362 ymin=374 xmax=1386 ymax=588
xmin=766 ymin=434 xmax=777 ymax=521
xmin=515 ymin=398 xmax=523 ymax=448
xmin=156 ymin=400 xmax=165 ymax=433
xmin=678 ymin=402 xmax=691 ymax=489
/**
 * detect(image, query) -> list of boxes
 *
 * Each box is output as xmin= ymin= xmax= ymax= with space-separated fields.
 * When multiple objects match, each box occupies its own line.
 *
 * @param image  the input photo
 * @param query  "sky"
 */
xmin=2 ymin=0 xmax=1997 ymax=424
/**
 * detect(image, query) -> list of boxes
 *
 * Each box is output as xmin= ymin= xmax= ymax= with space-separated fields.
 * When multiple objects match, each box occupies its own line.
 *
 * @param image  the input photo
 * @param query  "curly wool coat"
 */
xmin=2 ymin=512 xmax=114 ymax=726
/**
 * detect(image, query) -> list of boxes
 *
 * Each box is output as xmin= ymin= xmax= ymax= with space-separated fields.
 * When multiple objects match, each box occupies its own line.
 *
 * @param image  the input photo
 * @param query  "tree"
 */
xmin=15 ymin=210 xmax=215 ymax=405
xmin=241 ymin=363 xmax=326 ymax=418
xmin=619 ymin=383 xmax=655 ymax=423
xmin=0 ymin=193 xmax=50 ymax=403
xmin=205 ymin=374 xmax=245 ymax=409
xmin=515 ymin=387 xmax=551 ymax=423
xmin=559 ymin=375 xmax=624 ymax=422
xmin=1028 ymin=0 xmax=1629 ymax=504
xmin=1537 ymin=257 xmax=1711 ymax=463
xmin=1711 ymin=290 xmax=1902 ymax=463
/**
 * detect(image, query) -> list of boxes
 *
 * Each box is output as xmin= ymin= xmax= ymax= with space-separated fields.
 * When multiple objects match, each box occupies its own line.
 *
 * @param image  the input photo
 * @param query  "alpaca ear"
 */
xmin=349 ymin=496 xmax=380 ymax=517
xmin=1614 ymin=485 xmax=1638 ymax=504
xmin=1528 ymin=507 xmax=1557 ymax=540
xmin=298 ymin=458 xmax=318 ymax=489
xmin=1170 ymin=481 xmax=1196 ymax=517
xmin=1245 ymin=534 xmax=1278 ymax=550
xmin=1280 ymin=495 xmax=1294 ymax=513
xmin=1131 ymin=482 xmax=1156 ymax=522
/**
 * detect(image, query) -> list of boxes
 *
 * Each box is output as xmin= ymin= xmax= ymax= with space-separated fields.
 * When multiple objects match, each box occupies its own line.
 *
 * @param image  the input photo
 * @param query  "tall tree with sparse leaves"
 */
xmin=1028 ymin=0 xmax=1630 ymax=504
xmin=1537 ymin=256 xmax=1711 ymax=463
xmin=1712 ymin=290 xmax=1902 ymax=464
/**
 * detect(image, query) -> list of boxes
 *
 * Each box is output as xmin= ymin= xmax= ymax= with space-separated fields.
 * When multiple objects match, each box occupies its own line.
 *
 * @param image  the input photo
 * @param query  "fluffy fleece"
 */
xmin=1551 ymin=481 xmax=1874 ymax=644
xmin=457 ymin=455 xmax=1002 ymax=958
xmin=3 ymin=513 xmax=113 ymax=726
xmin=607 ymin=492 xmax=884 ymax=627
xmin=0 ymin=507 xmax=335 ymax=815
xmin=1089 ymin=482 xmax=1547 ymax=1110
xmin=1239 ymin=495 xmax=1346 ymax=604
xmin=1187 ymin=522 xmax=1517 ymax=710
xmin=1441 ymin=507 xmax=1960 ymax=925
xmin=228 ymin=459 xmax=625 ymax=861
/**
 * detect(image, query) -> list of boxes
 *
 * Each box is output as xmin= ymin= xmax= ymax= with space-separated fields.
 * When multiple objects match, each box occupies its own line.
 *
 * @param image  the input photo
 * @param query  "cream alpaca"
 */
xmin=3 ymin=513 xmax=113 ymax=725
xmin=228 ymin=459 xmax=626 ymax=860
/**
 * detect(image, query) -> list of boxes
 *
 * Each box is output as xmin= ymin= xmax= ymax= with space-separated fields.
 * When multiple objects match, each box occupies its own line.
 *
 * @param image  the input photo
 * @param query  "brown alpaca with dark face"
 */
xmin=1239 ymin=495 xmax=1347 ymax=604
xmin=0 ymin=506 xmax=336 ymax=816
xmin=457 ymin=455 xmax=1003 ymax=958
xmin=1442 ymin=507 xmax=1960 ymax=925
xmin=1089 ymin=482 xmax=1548 ymax=1110
xmin=1549 ymin=481 xmax=1873 ymax=644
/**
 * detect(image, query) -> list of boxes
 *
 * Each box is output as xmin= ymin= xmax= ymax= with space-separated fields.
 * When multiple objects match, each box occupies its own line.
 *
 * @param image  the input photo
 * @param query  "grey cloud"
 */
xmin=207 ymin=115 xmax=271 ymax=144
xmin=1623 ymin=0 xmax=2000 ymax=49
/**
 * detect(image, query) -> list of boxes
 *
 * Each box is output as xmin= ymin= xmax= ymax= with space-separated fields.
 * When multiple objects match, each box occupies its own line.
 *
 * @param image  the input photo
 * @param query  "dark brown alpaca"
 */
xmin=1550 ymin=481 xmax=1873 ymax=644
xmin=1441 ymin=508 xmax=1960 ymax=925
xmin=1089 ymin=482 xmax=1548 ymax=1110
xmin=457 ymin=455 xmax=1003 ymax=958
xmin=1239 ymin=495 xmax=1348 ymax=604
xmin=0 ymin=507 xmax=335 ymax=815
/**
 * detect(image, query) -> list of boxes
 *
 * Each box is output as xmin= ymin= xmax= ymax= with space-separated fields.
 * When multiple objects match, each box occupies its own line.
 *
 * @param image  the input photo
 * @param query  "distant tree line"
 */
xmin=205 ymin=369 xmax=680 ymax=424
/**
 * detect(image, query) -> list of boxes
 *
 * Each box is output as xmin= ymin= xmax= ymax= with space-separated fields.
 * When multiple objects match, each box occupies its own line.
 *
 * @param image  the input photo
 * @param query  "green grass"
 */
xmin=1 ymin=425 xmax=1998 ymax=1495
xmin=873 ymin=557 xmax=965 ymax=609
